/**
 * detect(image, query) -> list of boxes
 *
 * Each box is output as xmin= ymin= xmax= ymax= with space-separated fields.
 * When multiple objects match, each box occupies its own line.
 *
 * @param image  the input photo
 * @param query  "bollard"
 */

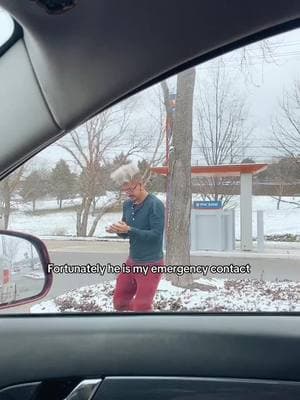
xmin=257 ymin=210 xmax=264 ymax=252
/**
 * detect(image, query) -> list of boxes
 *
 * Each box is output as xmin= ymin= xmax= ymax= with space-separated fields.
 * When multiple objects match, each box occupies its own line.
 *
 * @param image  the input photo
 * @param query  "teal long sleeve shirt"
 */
xmin=118 ymin=194 xmax=165 ymax=262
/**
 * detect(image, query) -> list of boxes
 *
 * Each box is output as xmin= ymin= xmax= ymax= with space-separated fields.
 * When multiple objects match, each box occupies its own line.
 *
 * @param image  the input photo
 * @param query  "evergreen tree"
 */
xmin=50 ymin=160 xmax=77 ymax=209
xmin=20 ymin=170 xmax=50 ymax=211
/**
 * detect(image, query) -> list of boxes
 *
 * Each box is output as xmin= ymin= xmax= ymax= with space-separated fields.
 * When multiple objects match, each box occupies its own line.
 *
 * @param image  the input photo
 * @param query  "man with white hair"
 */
xmin=106 ymin=163 xmax=165 ymax=312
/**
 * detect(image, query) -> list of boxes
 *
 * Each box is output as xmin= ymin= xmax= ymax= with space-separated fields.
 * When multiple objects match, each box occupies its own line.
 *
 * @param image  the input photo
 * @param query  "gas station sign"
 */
xmin=193 ymin=200 xmax=222 ymax=209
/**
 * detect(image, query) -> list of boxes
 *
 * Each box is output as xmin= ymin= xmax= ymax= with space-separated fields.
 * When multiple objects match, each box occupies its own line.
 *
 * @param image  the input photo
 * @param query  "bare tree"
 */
xmin=58 ymin=102 xmax=144 ymax=237
xmin=194 ymin=59 xmax=251 ymax=205
xmin=236 ymin=36 xmax=281 ymax=88
xmin=268 ymin=157 xmax=300 ymax=209
xmin=0 ymin=166 xmax=25 ymax=229
xmin=162 ymin=67 xmax=196 ymax=288
xmin=141 ymin=87 xmax=169 ymax=186
xmin=272 ymin=79 xmax=300 ymax=161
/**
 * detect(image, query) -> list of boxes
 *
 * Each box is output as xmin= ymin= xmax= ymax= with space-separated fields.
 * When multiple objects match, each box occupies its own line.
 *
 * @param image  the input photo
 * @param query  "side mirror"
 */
xmin=0 ymin=230 xmax=52 ymax=309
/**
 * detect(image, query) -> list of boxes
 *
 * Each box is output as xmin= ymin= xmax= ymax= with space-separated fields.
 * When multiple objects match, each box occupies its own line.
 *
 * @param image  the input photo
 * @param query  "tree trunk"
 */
xmin=59 ymin=198 xmax=63 ymax=209
xmin=276 ymin=185 xmax=284 ymax=210
xmin=166 ymin=67 xmax=196 ymax=288
xmin=4 ymin=209 xmax=9 ymax=230
xmin=76 ymin=197 xmax=86 ymax=236
xmin=32 ymin=199 xmax=36 ymax=212
xmin=88 ymin=210 xmax=105 ymax=237
xmin=277 ymin=196 xmax=281 ymax=210
xmin=82 ymin=197 xmax=93 ymax=235
xmin=88 ymin=199 xmax=121 ymax=237
xmin=213 ymin=177 xmax=219 ymax=201
xmin=76 ymin=196 xmax=93 ymax=236
xmin=92 ymin=198 xmax=97 ymax=216
xmin=3 ymin=180 xmax=10 ymax=229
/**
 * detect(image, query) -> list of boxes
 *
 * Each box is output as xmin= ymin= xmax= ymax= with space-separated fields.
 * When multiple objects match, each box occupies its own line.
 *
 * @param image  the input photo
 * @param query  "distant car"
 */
xmin=32 ymin=262 xmax=41 ymax=271
xmin=0 ymin=254 xmax=11 ymax=286
xmin=13 ymin=265 xmax=21 ymax=273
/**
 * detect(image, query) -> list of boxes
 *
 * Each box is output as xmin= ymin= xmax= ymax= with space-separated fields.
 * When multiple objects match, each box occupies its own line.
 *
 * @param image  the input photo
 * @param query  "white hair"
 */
xmin=110 ymin=163 xmax=140 ymax=185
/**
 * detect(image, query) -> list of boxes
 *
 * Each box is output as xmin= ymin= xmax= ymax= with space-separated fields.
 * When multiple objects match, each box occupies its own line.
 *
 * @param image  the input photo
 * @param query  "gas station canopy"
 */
xmin=151 ymin=163 xmax=268 ymax=251
xmin=151 ymin=163 xmax=268 ymax=177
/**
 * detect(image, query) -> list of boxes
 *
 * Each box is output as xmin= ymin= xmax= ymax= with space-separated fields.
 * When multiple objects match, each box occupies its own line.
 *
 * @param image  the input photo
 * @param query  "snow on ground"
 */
xmin=234 ymin=208 xmax=300 ymax=238
xmin=7 ymin=194 xmax=300 ymax=239
xmin=14 ymin=197 xmax=80 ymax=213
xmin=31 ymin=277 xmax=300 ymax=313
xmin=24 ymin=272 xmax=46 ymax=280
xmin=14 ymin=192 xmax=119 ymax=212
xmin=9 ymin=210 xmax=121 ymax=237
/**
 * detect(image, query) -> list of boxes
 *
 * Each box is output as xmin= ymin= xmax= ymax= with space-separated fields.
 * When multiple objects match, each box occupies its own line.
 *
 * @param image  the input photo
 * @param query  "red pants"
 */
xmin=113 ymin=257 xmax=164 ymax=312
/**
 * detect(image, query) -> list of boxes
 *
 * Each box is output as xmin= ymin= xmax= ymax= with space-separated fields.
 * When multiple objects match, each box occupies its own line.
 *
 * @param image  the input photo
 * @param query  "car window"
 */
xmin=0 ymin=26 xmax=299 ymax=314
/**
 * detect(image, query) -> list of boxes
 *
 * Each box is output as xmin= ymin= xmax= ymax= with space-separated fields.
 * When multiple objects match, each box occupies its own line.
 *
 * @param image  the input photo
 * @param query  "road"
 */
xmin=1 ymin=239 xmax=299 ymax=313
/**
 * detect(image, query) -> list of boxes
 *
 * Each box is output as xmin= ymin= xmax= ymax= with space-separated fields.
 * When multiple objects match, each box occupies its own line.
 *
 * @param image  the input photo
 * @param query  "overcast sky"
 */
xmin=1 ymin=7 xmax=299 ymax=170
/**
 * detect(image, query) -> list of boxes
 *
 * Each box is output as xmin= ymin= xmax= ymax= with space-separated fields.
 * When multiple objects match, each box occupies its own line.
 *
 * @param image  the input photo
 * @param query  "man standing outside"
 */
xmin=106 ymin=164 xmax=165 ymax=312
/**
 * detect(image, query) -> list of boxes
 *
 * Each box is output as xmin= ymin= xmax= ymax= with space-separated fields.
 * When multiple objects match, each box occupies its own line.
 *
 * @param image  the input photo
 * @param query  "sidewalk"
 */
xmin=42 ymin=237 xmax=300 ymax=258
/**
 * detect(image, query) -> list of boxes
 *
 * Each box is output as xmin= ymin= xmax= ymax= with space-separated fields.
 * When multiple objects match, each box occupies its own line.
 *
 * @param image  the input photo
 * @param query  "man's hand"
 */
xmin=112 ymin=221 xmax=130 ymax=233
xmin=105 ymin=225 xmax=115 ymax=233
xmin=106 ymin=221 xmax=130 ymax=234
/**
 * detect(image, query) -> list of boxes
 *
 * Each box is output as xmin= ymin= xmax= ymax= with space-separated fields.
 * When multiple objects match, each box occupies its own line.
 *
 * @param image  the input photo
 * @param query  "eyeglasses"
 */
xmin=122 ymin=183 xmax=140 ymax=193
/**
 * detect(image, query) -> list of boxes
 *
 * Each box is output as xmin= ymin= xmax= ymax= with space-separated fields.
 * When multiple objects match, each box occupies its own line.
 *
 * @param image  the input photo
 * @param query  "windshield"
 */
xmin=0 ymin=25 xmax=299 ymax=314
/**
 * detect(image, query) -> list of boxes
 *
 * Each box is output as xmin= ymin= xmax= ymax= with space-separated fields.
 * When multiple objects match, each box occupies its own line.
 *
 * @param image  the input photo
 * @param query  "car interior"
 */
xmin=0 ymin=0 xmax=300 ymax=399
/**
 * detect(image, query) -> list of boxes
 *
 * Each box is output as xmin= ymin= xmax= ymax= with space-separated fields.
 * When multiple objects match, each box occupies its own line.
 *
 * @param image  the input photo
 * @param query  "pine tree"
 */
xmin=50 ymin=160 xmax=77 ymax=209
xmin=20 ymin=170 xmax=49 ymax=211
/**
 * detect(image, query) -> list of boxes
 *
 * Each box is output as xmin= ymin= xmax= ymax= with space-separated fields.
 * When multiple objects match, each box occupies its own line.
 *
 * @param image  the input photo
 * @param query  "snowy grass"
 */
xmin=31 ymin=277 xmax=300 ymax=313
xmin=13 ymin=192 xmax=118 ymax=213
xmin=9 ymin=210 xmax=121 ymax=237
